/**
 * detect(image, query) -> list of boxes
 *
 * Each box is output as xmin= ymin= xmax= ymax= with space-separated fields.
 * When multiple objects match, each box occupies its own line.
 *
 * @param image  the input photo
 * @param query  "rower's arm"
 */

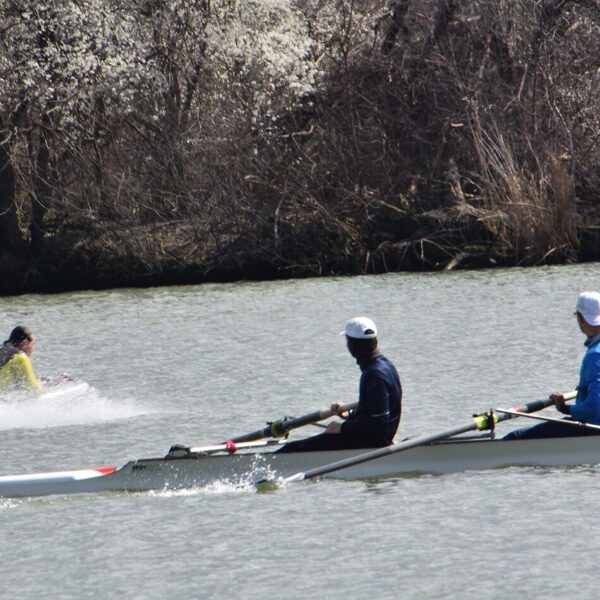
xmin=569 ymin=352 xmax=600 ymax=422
xmin=342 ymin=375 xmax=389 ymax=436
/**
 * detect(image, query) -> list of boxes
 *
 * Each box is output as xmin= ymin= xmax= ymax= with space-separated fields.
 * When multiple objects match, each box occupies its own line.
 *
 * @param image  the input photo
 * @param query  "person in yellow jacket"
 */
xmin=0 ymin=326 xmax=41 ymax=396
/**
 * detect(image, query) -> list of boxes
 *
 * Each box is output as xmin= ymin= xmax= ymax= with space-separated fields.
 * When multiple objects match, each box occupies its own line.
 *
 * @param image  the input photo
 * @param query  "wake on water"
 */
xmin=0 ymin=379 xmax=154 ymax=431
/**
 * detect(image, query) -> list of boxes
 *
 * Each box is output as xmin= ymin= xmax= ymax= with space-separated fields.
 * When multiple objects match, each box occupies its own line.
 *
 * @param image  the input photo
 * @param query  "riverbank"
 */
xmin=3 ymin=3 xmax=600 ymax=297
xmin=2 ymin=215 xmax=600 ymax=296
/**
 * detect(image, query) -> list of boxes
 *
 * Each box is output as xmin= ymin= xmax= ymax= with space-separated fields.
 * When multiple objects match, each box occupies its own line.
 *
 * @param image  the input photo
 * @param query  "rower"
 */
xmin=0 ymin=326 xmax=42 ymax=396
xmin=277 ymin=316 xmax=402 ymax=452
xmin=504 ymin=291 xmax=600 ymax=440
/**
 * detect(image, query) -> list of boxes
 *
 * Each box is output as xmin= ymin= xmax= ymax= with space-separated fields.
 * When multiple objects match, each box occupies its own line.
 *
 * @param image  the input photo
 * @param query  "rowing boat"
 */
xmin=2 ymin=433 xmax=600 ymax=498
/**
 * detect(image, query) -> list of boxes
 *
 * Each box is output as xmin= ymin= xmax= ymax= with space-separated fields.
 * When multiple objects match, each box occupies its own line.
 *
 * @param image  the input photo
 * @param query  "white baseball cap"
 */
xmin=576 ymin=291 xmax=600 ymax=326
xmin=340 ymin=316 xmax=378 ymax=339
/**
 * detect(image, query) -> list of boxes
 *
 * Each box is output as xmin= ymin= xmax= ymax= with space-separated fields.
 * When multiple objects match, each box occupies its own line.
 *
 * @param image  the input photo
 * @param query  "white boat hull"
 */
xmin=2 ymin=434 xmax=600 ymax=498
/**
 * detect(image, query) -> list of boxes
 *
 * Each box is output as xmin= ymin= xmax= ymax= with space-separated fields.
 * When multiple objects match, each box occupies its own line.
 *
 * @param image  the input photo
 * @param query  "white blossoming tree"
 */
xmin=0 ymin=0 xmax=326 ymax=265
xmin=0 ymin=0 xmax=157 ymax=256
xmin=125 ymin=0 xmax=326 ymax=237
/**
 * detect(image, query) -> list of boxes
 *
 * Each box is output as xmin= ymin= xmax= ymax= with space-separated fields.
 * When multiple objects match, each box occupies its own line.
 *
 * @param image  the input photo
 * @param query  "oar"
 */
xmin=227 ymin=401 xmax=359 ymax=443
xmin=166 ymin=402 xmax=359 ymax=457
xmin=495 ymin=407 xmax=600 ymax=431
xmin=166 ymin=438 xmax=287 ymax=458
xmin=259 ymin=391 xmax=576 ymax=487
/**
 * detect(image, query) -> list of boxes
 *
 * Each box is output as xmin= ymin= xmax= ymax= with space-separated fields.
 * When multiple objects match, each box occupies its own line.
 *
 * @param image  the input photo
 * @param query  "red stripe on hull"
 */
xmin=94 ymin=466 xmax=117 ymax=474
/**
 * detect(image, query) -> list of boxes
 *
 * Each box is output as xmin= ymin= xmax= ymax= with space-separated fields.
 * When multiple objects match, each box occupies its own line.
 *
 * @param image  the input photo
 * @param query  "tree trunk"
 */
xmin=30 ymin=114 xmax=52 ymax=255
xmin=0 ymin=134 xmax=27 ymax=255
xmin=382 ymin=0 xmax=411 ymax=55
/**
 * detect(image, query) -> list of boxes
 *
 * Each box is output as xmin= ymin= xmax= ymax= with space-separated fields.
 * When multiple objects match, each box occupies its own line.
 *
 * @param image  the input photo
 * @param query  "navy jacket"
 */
xmin=341 ymin=354 xmax=402 ymax=444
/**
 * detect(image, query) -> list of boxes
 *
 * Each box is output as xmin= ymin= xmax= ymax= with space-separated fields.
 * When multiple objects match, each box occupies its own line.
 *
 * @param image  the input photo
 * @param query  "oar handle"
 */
xmin=496 ymin=389 xmax=577 ymax=424
xmin=496 ymin=407 xmax=600 ymax=430
xmin=230 ymin=401 xmax=359 ymax=443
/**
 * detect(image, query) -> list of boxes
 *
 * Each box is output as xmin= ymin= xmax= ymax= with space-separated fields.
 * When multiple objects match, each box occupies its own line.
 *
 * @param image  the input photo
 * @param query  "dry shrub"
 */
xmin=471 ymin=117 xmax=577 ymax=264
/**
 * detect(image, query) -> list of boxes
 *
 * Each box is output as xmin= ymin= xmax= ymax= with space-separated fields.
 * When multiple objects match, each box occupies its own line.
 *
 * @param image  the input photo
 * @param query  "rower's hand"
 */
xmin=551 ymin=392 xmax=570 ymax=415
xmin=325 ymin=421 xmax=342 ymax=434
xmin=330 ymin=402 xmax=349 ymax=419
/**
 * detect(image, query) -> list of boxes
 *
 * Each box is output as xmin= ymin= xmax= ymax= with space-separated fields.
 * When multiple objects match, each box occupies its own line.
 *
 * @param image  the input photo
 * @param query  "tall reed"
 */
xmin=470 ymin=118 xmax=577 ymax=265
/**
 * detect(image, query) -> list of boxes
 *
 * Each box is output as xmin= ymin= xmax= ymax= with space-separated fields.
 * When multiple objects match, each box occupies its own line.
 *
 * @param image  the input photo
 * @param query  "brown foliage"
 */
xmin=2 ymin=0 xmax=600 ymax=293
xmin=256 ymin=0 xmax=600 ymax=271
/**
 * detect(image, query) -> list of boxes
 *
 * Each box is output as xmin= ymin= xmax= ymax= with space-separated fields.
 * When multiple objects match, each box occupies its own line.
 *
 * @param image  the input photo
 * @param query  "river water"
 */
xmin=1 ymin=264 xmax=599 ymax=599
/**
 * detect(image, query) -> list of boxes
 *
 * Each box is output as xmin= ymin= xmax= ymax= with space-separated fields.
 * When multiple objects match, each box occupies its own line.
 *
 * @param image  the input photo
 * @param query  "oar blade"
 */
xmin=255 ymin=471 xmax=305 ymax=492
xmin=255 ymin=479 xmax=283 ymax=493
